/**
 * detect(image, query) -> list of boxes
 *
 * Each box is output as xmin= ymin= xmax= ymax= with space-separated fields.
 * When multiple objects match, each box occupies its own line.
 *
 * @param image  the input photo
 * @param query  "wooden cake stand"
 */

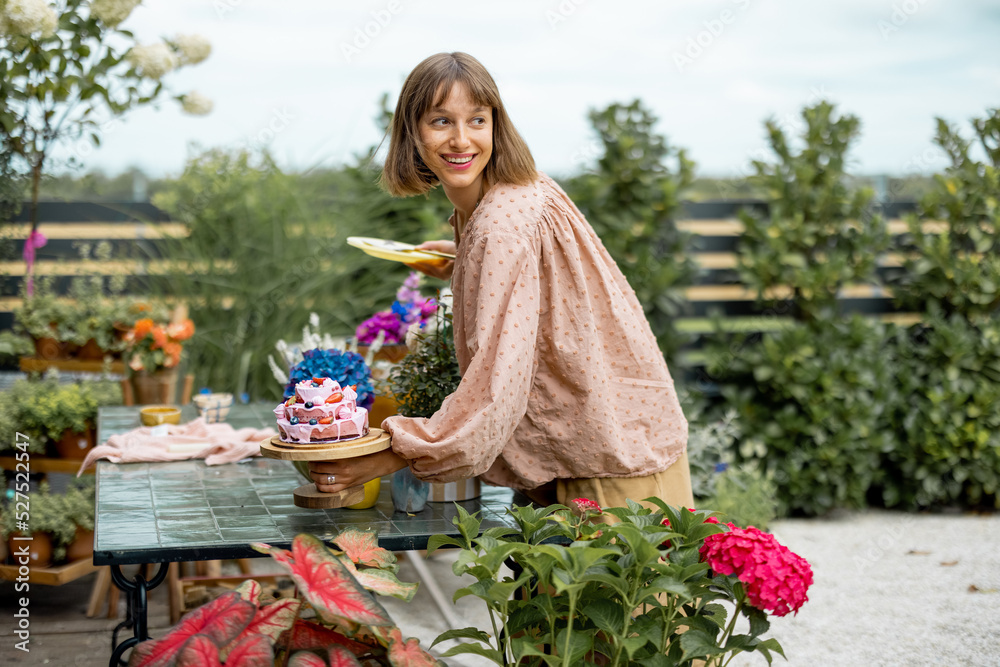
xmin=259 ymin=428 xmax=391 ymax=509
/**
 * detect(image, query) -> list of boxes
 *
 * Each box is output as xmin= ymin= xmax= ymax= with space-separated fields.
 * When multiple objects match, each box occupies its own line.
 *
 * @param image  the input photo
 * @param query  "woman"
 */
xmin=309 ymin=52 xmax=693 ymax=510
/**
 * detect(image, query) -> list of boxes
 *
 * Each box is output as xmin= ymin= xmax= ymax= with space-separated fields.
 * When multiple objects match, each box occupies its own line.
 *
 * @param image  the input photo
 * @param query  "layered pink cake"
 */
xmin=274 ymin=377 xmax=369 ymax=443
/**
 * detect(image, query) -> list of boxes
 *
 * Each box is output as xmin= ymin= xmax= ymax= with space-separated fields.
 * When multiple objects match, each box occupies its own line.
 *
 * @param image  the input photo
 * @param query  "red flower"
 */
xmin=699 ymin=525 xmax=813 ymax=617
xmin=570 ymin=498 xmax=602 ymax=515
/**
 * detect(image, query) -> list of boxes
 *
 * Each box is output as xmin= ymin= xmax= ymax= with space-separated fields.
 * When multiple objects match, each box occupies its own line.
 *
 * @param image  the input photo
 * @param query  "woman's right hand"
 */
xmin=405 ymin=240 xmax=456 ymax=281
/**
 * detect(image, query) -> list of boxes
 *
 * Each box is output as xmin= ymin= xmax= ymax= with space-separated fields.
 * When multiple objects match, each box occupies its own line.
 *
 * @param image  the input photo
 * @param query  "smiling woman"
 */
xmin=309 ymin=52 xmax=694 ymax=514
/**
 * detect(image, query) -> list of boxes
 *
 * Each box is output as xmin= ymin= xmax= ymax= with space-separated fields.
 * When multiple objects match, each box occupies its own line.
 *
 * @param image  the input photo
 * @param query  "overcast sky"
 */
xmin=46 ymin=0 xmax=1000 ymax=180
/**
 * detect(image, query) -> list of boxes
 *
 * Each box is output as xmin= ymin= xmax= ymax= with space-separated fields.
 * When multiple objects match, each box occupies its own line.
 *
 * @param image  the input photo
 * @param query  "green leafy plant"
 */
xmin=704 ymin=465 xmax=778 ymax=532
xmin=706 ymin=316 xmax=899 ymax=516
xmin=894 ymin=108 xmax=1000 ymax=322
xmin=385 ymin=305 xmax=460 ymax=418
xmin=0 ymin=478 xmax=93 ymax=561
xmin=884 ymin=310 xmax=1000 ymax=509
xmin=0 ymin=374 xmax=122 ymax=452
xmin=562 ymin=99 xmax=695 ymax=364
xmin=0 ymin=329 xmax=33 ymax=363
xmin=126 ymin=528 xmax=437 ymax=666
xmin=428 ymin=500 xmax=810 ymax=666
xmin=686 ymin=410 xmax=741 ymax=501
xmin=735 ymin=101 xmax=890 ymax=323
xmin=13 ymin=275 xmax=75 ymax=342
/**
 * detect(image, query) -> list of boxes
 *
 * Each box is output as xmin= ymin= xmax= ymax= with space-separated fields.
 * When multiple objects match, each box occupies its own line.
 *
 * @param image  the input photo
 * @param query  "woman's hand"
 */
xmin=405 ymin=240 xmax=456 ymax=281
xmin=308 ymin=448 xmax=409 ymax=493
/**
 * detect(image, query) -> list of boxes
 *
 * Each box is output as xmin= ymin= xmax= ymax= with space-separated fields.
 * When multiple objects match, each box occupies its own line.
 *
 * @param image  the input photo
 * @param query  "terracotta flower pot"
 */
xmin=132 ymin=369 xmax=179 ymax=405
xmin=77 ymin=338 xmax=105 ymax=360
xmin=65 ymin=527 xmax=94 ymax=562
xmin=34 ymin=336 xmax=64 ymax=359
xmin=54 ymin=426 xmax=95 ymax=460
xmin=7 ymin=533 xmax=53 ymax=568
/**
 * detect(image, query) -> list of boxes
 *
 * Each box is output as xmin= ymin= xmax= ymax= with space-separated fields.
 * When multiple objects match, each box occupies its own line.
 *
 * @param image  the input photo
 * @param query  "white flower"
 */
xmin=173 ymin=33 xmax=211 ymax=65
xmin=267 ymin=355 xmax=289 ymax=385
xmin=309 ymin=312 xmax=320 ymax=329
xmin=127 ymin=42 xmax=178 ymax=80
xmin=3 ymin=0 xmax=58 ymax=37
xmin=180 ymin=91 xmax=213 ymax=116
xmin=90 ymin=0 xmax=140 ymax=27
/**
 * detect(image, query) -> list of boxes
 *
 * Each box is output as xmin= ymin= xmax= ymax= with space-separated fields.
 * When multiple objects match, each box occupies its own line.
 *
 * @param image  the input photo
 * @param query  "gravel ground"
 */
xmin=384 ymin=510 xmax=1000 ymax=667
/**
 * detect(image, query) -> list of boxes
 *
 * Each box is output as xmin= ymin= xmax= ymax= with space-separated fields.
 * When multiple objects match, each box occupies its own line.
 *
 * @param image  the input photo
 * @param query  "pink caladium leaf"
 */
xmin=279 ymin=619 xmax=376 ymax=658
xmin=127 ymin=592 xmax=255 ymax=667
xmin=328 ymin=645 xmax=364 ymax=667
xmin=339 ymin=557 xmax=418 ymax=602
xmin=175 ymin=635 xmax=222 ymax=667
xmin=332 ymin=528 xmax=398 ymax=571
xmin=235 ymin=579 xmax=262 ymax=603
xmin=256 ymin=535 xmax=394 ymax=628
xmin=223 ymin=633 xmax=273 ymax=667
xmin=385 ymin=626 xmax=440 ymax=667
xmin=289 ymin=652 xmax=328 ymax=667
xmin=221 ymin=598 xmax=301 ymax=661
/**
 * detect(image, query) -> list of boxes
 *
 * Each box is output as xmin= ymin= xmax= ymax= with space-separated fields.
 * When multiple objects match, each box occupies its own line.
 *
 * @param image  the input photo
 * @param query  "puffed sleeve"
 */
xmin=382 ymin=229 xmax=540 ymax=482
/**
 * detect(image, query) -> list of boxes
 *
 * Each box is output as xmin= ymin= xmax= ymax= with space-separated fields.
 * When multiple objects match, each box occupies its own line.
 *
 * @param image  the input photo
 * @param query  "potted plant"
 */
xmin=61 ymin=477 xmax=96 ymax=562
xmin=1 ymin=480 xmax=86 ymax=567
xmin=0 ymin=330 xmax=34 ymax=368
xmin=14 ymin=277 xmax=77 ymax=359
xmin=0 ymin=375 xmax=123 ymax=458
xmin=124 ymin=310 xmax=196 ymax=404
xmin=428 ymin=500 xmax=812 ymax=666
xmin=125 ymin=528 xmax=437 ymax=666
xmin=67 ymin=276 xmax=130 ymax=360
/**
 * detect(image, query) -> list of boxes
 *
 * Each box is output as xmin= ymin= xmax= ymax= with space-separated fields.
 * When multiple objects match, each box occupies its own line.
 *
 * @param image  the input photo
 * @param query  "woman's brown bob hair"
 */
xmin=380 ymin=52 xmax=537 ymax=197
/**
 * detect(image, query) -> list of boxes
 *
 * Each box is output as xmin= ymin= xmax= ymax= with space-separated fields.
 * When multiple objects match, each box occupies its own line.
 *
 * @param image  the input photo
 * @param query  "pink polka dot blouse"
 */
xmin=382 ymin=173 xmax=688 ymax=492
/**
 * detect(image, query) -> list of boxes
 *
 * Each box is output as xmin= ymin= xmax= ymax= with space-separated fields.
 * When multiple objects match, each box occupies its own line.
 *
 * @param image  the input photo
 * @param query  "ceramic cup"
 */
xmin=193 ymin=392 xmax=234 ymax=424
xmin=140 ymin=405 xmax=182 ymax=426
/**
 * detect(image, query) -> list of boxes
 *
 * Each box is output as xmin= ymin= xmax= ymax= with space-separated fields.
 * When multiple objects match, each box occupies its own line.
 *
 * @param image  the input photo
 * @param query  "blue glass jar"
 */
xmin=391 ymin=467 xmax=429 ymax=513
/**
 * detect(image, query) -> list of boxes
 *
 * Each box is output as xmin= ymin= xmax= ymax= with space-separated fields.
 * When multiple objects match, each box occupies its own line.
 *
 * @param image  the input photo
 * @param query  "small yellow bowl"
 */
xmin=346 ymin=477 xmax=381 ymax=510
xmin=140 ymin=405 xmax=182 ymax=426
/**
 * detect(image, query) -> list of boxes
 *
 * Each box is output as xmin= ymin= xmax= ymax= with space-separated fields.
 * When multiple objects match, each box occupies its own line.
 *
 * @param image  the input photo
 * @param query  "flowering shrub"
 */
xmin=429 ymin=499 xmax=811 ymax=666
xmin=355 ymin=272 xmax=436 ymax=345
xmin=1 ymin=0 xmax=212 ymax=297
xmin=127 ymin=529 xmax=436 ymax=667
xmin=284 ymin=348 xmax=375 ymax=410
xmin=125 ymin=317 xmax=195 ymax=373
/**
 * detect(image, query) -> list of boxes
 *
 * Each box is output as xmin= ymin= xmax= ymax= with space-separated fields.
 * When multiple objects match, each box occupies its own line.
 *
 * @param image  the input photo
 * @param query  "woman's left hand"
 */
xmin=308 ymin=448 xmax=409 ymax=493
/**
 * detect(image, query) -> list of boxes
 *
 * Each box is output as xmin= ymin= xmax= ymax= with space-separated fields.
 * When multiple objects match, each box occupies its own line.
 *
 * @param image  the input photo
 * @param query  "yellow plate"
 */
xmin=347 ymin=236 xmax=449 ymax=264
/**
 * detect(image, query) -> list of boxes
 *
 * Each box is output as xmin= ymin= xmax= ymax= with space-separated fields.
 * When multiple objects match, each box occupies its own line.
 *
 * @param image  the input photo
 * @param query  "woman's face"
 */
xmin=417 ymin=82 xmax=493 ymax=199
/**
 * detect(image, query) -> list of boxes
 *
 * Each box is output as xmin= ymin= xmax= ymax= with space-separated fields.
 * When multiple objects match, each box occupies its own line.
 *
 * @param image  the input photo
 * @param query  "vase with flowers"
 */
xmin=125 ymin=313 xmax=195 ymax=404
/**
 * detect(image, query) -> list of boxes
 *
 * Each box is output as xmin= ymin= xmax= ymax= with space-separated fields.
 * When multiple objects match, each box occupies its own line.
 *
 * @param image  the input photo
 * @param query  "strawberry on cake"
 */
xmin=274 ymin=377 xmax=369 ymax=443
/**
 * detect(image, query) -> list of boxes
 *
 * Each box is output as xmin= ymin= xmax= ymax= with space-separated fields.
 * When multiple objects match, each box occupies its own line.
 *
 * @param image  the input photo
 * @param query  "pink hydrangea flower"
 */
xmin=699 ymin=524 xmax=813 ymax=617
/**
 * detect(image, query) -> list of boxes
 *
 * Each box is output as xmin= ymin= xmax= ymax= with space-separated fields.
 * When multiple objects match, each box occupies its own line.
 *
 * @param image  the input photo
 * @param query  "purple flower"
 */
xmin=355 ymin=310 xmax=407 ymax=344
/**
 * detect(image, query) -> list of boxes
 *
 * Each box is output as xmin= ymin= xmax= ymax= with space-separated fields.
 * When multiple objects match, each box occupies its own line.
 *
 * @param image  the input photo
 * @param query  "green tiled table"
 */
xmin=94 ymin=404 xmax=521 ymax=666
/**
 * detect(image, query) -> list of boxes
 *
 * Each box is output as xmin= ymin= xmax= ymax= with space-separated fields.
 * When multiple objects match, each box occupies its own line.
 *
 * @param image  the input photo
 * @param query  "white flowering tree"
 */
xmin=0 ymin=0 xmax=212 ymax=281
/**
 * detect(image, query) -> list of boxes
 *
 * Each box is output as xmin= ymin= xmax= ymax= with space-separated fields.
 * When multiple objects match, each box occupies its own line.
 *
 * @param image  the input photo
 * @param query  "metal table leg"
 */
xmin=109 ymin=563 xmax=168 ymax=667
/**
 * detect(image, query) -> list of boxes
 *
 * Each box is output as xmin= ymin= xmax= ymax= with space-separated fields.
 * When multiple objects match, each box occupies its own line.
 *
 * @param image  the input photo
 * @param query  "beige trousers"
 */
xmin=524 ymin=450 xmax=696 ymax=514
